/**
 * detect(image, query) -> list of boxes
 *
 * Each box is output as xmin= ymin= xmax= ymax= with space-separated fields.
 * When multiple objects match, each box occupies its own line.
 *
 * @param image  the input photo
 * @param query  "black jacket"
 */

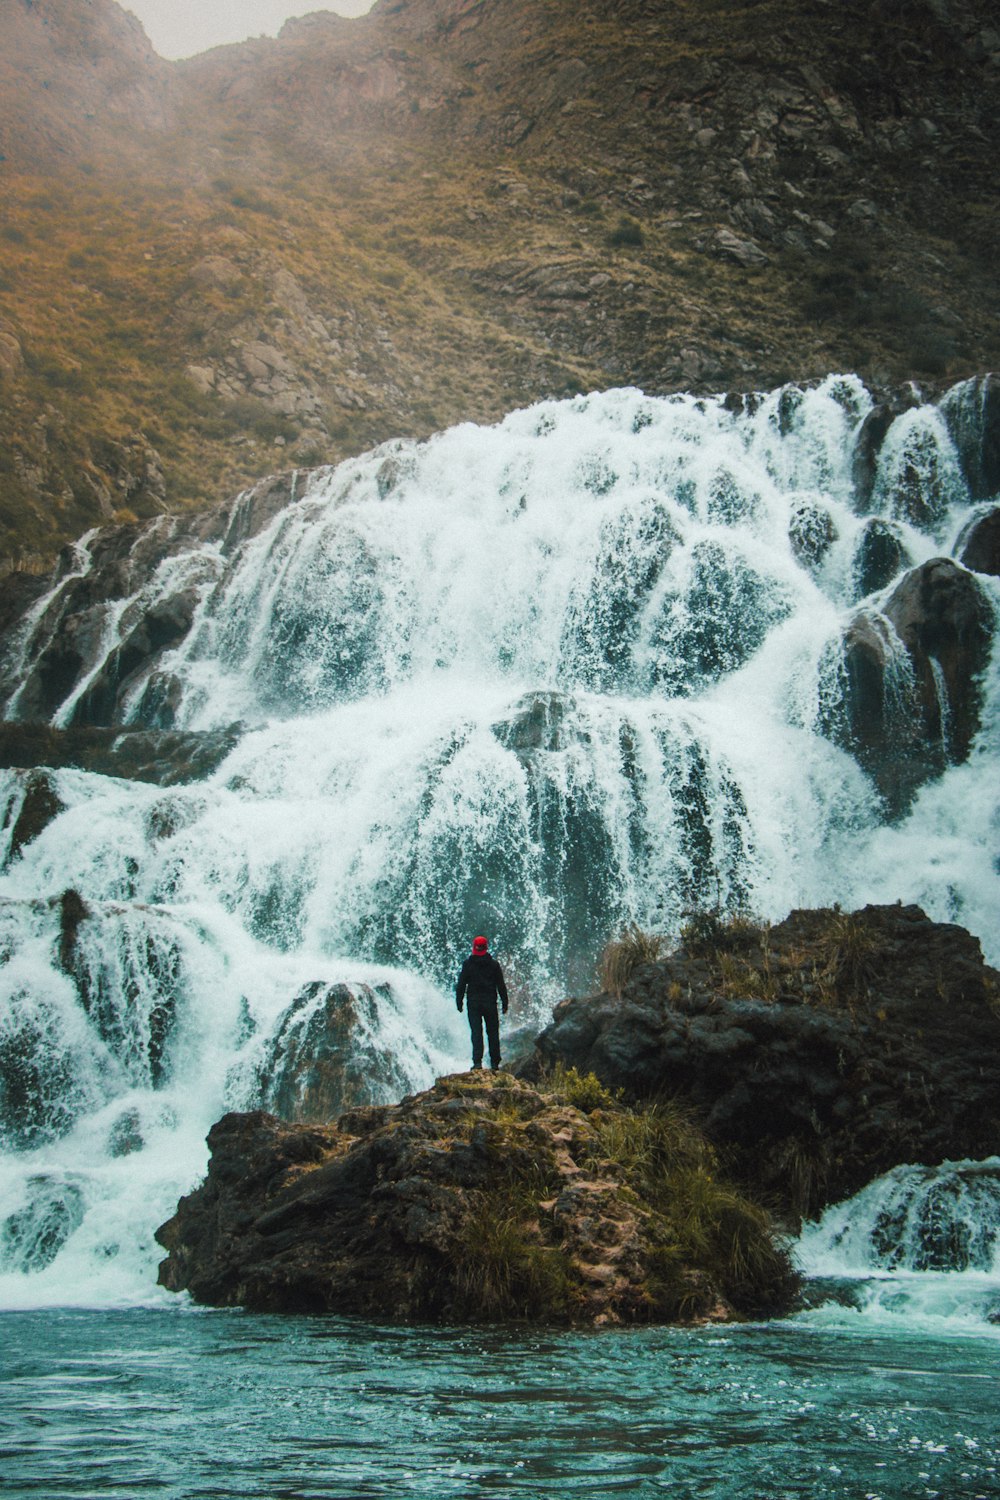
xmin=456 ymin=953 xmax=509 ymax=1009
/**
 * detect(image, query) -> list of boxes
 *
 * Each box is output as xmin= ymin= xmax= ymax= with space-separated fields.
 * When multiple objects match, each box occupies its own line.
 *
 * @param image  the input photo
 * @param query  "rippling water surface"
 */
xmin=2 ymin=1310 xmax=998 ymax=1499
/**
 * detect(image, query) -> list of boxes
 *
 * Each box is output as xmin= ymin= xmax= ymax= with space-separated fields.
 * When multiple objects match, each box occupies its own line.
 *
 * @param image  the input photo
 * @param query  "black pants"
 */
xmin=467 ymin=995 xmax=500 ymax=1068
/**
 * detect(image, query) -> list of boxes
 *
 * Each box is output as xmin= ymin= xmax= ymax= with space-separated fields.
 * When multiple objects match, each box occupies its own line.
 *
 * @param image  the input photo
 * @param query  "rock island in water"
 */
xmin=156 ymin=904 xmax=1000 ymax=1326
xmin=155 ymin=1071 xmax=797 ymax=1325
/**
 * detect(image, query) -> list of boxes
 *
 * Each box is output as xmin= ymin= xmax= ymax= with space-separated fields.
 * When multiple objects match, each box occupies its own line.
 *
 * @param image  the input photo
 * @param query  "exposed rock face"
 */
xmin=523 ymin=905 xmax=1000 ymax=1219
xmin=155 ymin=1072 xmax=796 ymax=1323
xmin=959 ymin=506 xmax=1000 ymax=577
xmin=0 ymin=723 xmax=242 ymax=793
xmin=1 ymin=0 xmax=177 ymax=170
xmin=829 ymin=558 xmax=994 ymax=813
xmin=256 ymin=982 xmax=413 ymax=1122
xmin=3 ymin=0 xmax=1000 ymax=562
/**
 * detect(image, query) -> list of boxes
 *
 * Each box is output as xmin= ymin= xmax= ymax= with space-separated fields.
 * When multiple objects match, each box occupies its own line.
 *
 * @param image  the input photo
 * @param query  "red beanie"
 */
xmin=472 ymin=935 xmax=488 ymax=954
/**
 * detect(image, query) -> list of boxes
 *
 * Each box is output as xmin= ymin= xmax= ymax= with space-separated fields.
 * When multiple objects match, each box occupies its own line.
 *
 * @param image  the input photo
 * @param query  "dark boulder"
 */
xmin=493 ymin=691 xmax=576 ymax=753
xmin=57 ymin=888 xmax=89 ymax=974
xmin=850 ymin=389 xmax=922 ymax=511
xmin=255 ymin=981 xmax=412 ymax=1123
xmin=958 ymin=505 xmax=1000 ymax=578
xmin=788 ymin=501 xmax=837 ymax=570
xmin=829 ymin=557 xmax=993 ymax=812
xmin=941 ymin=373 xmax=1000 ymax=502
xmin=850 ymin=517 xmax=910 ymax=600
xmin=883 ymin=557 xmax=994 ymax=763
xmin=4 ymin=769 xmax=65 ymax=862
xmin=155 ymin=1073 xmax=796 ymax=1324
xmin=522 ymin=905 xmax=1000 ymax=1220
xmin=0 ymin=722 xmax=242 ymax=787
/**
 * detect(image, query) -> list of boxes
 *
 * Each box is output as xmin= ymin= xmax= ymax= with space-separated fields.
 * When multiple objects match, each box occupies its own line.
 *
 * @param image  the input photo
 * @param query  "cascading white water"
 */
xmin=795 ymin=1159 xmax=1000 ymax=1337
xmin=1 ymin=374 xmax=998 ymax=1308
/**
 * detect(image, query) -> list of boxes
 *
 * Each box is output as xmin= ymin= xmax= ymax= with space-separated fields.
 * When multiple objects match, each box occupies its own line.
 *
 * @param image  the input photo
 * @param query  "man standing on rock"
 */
xmin=456 ymin=935 xmax=509 ymax=1071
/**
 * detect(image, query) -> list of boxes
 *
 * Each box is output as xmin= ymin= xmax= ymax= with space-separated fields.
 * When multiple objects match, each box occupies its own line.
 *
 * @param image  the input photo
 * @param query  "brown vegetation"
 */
xmin=1 ymin=0 xmax=999 ymax=564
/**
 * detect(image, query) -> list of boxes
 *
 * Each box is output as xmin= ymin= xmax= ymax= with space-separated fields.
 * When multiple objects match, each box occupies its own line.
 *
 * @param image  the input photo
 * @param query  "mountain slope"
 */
xmin=1 ymin=0 xmax=998 ymax=565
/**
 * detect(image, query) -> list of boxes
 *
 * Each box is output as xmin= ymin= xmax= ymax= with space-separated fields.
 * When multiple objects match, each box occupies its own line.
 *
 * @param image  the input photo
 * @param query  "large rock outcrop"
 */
xmin=523 ymin=905 xmax=1000 ymax=1219
xmin=959 ymin=505 xmax=1000 ymax=577
xmin=155 ymin=1072 xmax=796 ymax=1324
xmin=254 ymin=981 xmax=413 ymax=1122
xmin=830 ymin=558 xmax=994 ymax=813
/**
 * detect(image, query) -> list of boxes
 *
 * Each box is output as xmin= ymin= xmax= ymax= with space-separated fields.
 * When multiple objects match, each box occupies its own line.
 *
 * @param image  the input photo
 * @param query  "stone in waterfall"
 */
xmin=882 ymin=557 xmax=993 ymax=762
xmin=521 ymin=904 xmax=1000 ymax=1221
xmin=254 ymin=981 xmax=412 ymax=1122
xmin=492 ymin=690 xmax=575 ymax=753
xmin=0 ymin=1175 xmax=87 ymax=1273
xmin=54 ymin=894 xmax=183 ymax=1090
xmin=850 ymin=518 xmax=910 ymax=600
xmin=942 ymin=372 xmax=1000 ymax=502
xmin=788 ymin=501 xmax=837 ymax=571
xmin=828 ymin=557 xmax=993 ymax=812
xmin=958 ymin=506 xmax=1000 ymax=578
xmin=155 ymin=1073 xmax=797 ymax=1323
xmin=850 ymin=390 xmax=922 ymax=511
xmin=3 ymin=769 xmax=65 ymax=862
xmin=0 ymin=722 xmax=243 ymax=787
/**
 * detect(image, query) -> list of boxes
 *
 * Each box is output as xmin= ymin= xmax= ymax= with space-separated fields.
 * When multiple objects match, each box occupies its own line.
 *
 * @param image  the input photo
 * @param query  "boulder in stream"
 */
xmin=155 ymin=1072 xmax=797 ymax=1324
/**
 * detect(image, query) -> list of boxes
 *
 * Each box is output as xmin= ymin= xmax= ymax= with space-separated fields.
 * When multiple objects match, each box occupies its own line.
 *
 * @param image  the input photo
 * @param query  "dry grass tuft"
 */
xmin=680 ymin=909 xmax=767 ymax=958
xmin=454 ymin=1181 xmax=576 ymax=1320
xmin=598 ymin=923 xmax=664 ymax=997
xmin=812 ymin=911 xmax=881 ymax=1005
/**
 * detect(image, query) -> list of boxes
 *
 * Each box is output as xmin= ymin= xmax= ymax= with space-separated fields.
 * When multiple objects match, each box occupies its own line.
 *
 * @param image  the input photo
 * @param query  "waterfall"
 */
xmin=1 ymin=374 xmax=998 ymax=1306
xmin=796 ymin=1160 xmax=1000 ymax=1336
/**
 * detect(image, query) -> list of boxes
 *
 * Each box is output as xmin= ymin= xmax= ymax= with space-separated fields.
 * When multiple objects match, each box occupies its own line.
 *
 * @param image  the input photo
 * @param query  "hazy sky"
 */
xmin=125 ymin=2 xmax=376 ymax=61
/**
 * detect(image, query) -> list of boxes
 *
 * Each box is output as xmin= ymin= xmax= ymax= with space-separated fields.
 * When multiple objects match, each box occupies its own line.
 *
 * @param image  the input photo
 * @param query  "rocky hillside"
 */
xmin=2 ymin=0 xmax=999 ymax=564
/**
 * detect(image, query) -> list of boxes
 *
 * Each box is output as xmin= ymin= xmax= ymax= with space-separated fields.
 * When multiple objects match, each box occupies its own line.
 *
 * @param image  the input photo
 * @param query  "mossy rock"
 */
xmin=155 ymin=1073 xmax=797 ymax=1324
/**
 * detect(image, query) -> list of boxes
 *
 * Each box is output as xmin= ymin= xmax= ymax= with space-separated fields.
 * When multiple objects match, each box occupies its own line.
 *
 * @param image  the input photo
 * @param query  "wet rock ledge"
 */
xmin=155 ymin=1073 xmax=796 ymax=1326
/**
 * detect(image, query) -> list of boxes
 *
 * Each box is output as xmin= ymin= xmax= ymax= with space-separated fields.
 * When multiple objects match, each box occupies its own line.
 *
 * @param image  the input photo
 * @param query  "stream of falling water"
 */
xmin=0 ymin=376 xmax=998 ymax=1370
